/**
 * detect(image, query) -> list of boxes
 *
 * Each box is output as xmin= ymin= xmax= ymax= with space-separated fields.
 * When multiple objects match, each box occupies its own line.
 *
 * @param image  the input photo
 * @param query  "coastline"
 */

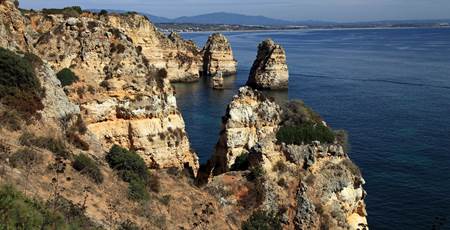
xmin=175 ymin=26 xmax=450 ymax=34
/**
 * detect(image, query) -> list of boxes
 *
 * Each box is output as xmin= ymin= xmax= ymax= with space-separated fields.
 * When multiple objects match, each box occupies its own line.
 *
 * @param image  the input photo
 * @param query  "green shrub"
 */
xmin=42 ymin=6 xmax=82 ymax=17
xmin=99 ymin=10 xmax=108 ymax=16
xmin=0 ymin=184 xmax=99 ymax=229
xmin=56 ymin=68 xmax=79 ymax=87
xmin=276 ymin=122 xmax=335 ymax=145
xmin=0 ymin=48 xmax=44 ymax=117
xmin=230 ymin=153 xmax=249 ymax=171
xmin=247 ymin=166 xmax=265 ymax=181
xmin=281 ymin=100 xmax=323 ymax=126
xmin=9 ymin=147 xmax=42 ymax=168
xmin=72 ymin=154 xmax=103 ymax=184
xmin=128 ymin=179 xmax=149 ymax=201
xmin=242 ymin=210 xmax=282 ymax=230
xmin=19 ymin=132 xmax=70 ymax=159
xmin=106 ymin=145 xmax=148 ymax=182
xmin=106 ymin=145 xmax=155 ymax=200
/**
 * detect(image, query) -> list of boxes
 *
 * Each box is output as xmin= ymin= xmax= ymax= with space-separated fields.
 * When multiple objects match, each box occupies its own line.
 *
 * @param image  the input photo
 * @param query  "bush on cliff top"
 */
xmin=56 ymin=68 xmax=79 ymax=87
xmin=276 ymin=122 xmax=335 ymax=145
xmin=42 ymin=6 xmax=82 ymax=17
xmin=0 ymin=47 xmax=44 ymax=118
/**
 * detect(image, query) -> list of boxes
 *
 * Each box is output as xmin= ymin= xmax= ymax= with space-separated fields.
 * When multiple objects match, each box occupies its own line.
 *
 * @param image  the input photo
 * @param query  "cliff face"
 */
xmin=0 ymin=0 xmax=31 ymax=51
xmin=107 ymin=14 xmax=203 ymax=82
xmin=202 ymin=87 xmax=368 ymax=229
xmin=18 ymin=9 xmax=199 ymax=171
xmin=202 ymin=33 xmax=237 ymax=77
xmin=247 ymin=39 xmax=289 ymax=90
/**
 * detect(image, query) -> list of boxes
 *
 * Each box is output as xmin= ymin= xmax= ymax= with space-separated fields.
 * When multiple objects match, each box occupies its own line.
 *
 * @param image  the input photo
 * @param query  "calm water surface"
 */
xmin=173 ymin=28 xmax=450 ymax=229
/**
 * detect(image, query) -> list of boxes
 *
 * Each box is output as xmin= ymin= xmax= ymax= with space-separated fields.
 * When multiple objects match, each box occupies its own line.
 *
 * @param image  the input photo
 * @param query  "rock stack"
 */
xmin=247 ymin=39 xmax=289 ymax=90
xmin=211 ymin=71 xmax=224 ymax=89
xmin=202 ymin=33 xmax=237 ymax=77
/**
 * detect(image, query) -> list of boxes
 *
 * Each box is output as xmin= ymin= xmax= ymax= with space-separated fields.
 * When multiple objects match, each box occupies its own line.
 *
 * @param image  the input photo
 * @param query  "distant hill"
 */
xmin=169 ymin=12 xmax=294 ymax=25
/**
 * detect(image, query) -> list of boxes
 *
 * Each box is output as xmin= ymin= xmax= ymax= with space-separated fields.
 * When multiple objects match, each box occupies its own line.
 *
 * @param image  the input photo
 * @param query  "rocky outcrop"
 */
xmin=107 ymin=14 xmax=203 ymax=82
xmin=198 ymin=87 xmax=282 ymax=179
xmin=201 ymin=86 xmax=367 ymax=229
xmin=246 ymin=39 xmax=289 ymax=90
xmin=211 ymin=72 xmax=224 ymax=89
xmin=202 ymin=33 xmax=237 ymax=77
xmin=18 ymin=8 xmax=199 ymax=172
xmin=0 ymin=0 xmax=31 ymax=51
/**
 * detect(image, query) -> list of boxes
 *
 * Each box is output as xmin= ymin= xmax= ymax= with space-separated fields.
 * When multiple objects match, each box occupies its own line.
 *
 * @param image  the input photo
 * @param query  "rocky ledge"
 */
xmin=202 ymin=33 xmax=237 ymax=77
xmin=246 ymin=39 xmax=289 ymax=90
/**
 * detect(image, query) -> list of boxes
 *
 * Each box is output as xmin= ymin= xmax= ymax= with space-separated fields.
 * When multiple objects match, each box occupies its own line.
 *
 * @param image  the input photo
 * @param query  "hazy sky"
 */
xmin=19 ymin=0 xmax=450 ymax=22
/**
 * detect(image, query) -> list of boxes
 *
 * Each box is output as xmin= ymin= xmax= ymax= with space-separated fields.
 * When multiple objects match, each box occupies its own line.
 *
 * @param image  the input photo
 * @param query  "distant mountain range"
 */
xmin=89 ymin=9 xmax=450 ymax=27
xmin=145 ymin=12 xmax=333 ymax=26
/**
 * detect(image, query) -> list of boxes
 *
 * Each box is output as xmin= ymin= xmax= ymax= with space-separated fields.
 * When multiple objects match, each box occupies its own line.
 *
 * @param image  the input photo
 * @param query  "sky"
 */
xmin=18 ymin=0 xmax=450 ymax=22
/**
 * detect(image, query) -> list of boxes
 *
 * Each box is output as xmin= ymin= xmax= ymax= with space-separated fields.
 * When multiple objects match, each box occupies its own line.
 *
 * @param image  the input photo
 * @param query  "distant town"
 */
xmin=156 ymin=22 xmax=450 ymax=33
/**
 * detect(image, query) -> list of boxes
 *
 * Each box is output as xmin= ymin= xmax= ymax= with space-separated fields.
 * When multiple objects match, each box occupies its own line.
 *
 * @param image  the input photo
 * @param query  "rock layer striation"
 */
xmin=202 ymin=33 xmax=237 ymax=77
xmin=246 ymin=39 xmax=289 ymax=90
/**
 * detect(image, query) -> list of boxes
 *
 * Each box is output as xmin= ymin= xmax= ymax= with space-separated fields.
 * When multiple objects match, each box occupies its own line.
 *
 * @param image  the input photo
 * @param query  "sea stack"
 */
xmin=211 ymin=71 xmax=224 ymax=89
xmin=247 ymin=39 xmax=289 ymax=90
xmin=202 ymin=33 xmax=237 ymax=77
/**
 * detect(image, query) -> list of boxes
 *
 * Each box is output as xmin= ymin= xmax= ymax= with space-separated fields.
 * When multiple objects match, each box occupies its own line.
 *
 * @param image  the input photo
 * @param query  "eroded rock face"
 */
xmin=0 ymin=0 xmax=31 ymax=51
xmin=247 ymin=39 xmax=289 ymax=90
xmin=201 ymin=86 xmax=367 ymax=229
xmin=199 ymin=86 xmax=282 ymax=180
xmin=202 ymin=33 xmax=237 ymax=77
xmin=22 ymin=10 xmax=199 ymax=172
xmin=107 ymin=14 xmax=203 ymax=82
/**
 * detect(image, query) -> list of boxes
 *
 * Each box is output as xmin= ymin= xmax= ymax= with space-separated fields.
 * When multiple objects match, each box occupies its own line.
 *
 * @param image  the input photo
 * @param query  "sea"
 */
xmin=172 ymin=28 xmax=450 ymax=229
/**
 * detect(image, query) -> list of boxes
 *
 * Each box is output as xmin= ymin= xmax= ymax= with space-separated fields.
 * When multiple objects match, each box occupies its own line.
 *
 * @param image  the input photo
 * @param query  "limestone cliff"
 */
xmin=106 ymin=13 xmax=203 ymax=82
xmin=13 ymin=7 xmax=200 ymax=171
xmin=201 ymin=87 xmax=368 ymax=229
xmin=0 ymin=0 xmax=31 ymax=51
xmin=202 ymin=33 xmax=237 ymax=77
xmin=247 ymin=39 xmax=289 ymax=90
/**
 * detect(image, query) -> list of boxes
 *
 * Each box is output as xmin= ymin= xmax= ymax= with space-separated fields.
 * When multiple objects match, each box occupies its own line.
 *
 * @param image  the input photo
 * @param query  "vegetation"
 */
xmin=56 ymin=68 xmax=79 ymax=87
xmin=247 ymin=165 xmax=265 ymax=181
xmin=0 ymin=110 xmax=22 ymax=131
xmin=0 ymin=47 xmax=44 ymax=118
xmin=118 ymin=220 xmax=139 ymax=230
xmin=242 ymin=210 xmax=282 ymax=230
xmin=281 ymin=100 xmax=323 ymax=126
xmin=0 ymin=184 xmax=99 ymax=229
xmin=273 ymin=160 xmax=288 ymax=173
xmin=106 ymin=145 xmax=159 ymax=201
xmin=42 ymin=6 xmax=83 ymax=17
xmin=19 ymin=132 xmax=70 ymax=159
xmin=335 ymin=129 xmax=349 ymax=152
xmin=72 ymin=154 xmax=103 ymax=184
xmin=99 ymin=10 xmax=108 ymax=16
xmin=230 ymin=153 xmax=249 ymax=171
xmin=9 ymin=147 xmax=42 ymax=169
xmin=276 ymin=122 xmax=335 ymax=145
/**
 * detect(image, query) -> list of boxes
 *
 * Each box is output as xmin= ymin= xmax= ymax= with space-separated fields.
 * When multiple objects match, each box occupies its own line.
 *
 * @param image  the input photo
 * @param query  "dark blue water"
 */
xmin=173 ymin=28 xmax=450 ymax=229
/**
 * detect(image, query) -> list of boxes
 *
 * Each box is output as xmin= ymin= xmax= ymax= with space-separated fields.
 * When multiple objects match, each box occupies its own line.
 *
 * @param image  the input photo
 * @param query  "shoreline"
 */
xmin=175 ymin=26 xmax=450 ymax=34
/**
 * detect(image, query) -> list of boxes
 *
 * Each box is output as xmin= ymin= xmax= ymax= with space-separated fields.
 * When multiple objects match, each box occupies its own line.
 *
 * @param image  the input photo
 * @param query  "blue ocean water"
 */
xmin=173 ymin=28 xmax=450 ymax=229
